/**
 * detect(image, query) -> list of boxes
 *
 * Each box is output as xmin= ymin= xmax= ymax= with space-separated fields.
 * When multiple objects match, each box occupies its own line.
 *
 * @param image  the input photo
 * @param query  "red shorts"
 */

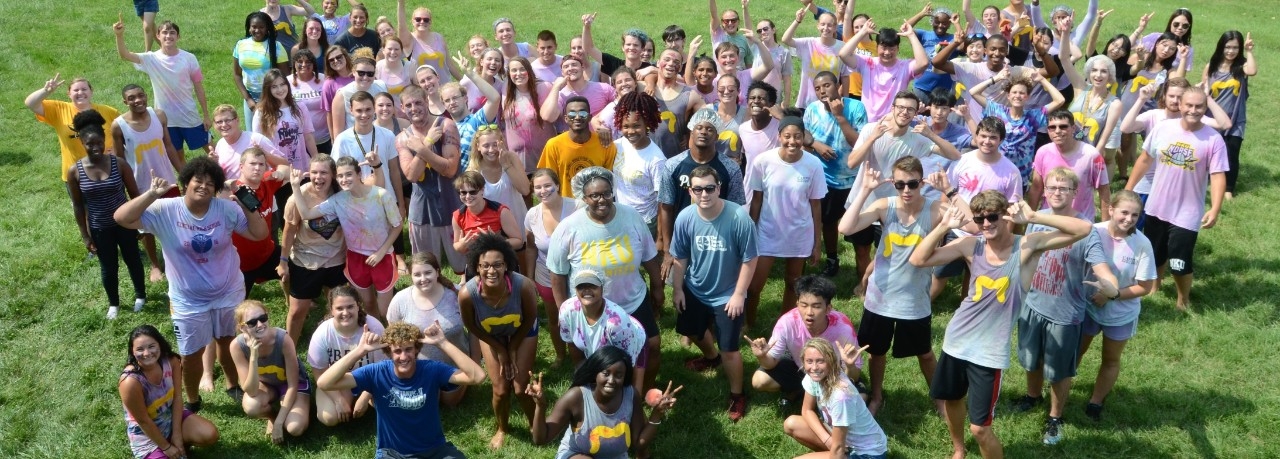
xmin=344 ymin=250 xmax=398 ymax=292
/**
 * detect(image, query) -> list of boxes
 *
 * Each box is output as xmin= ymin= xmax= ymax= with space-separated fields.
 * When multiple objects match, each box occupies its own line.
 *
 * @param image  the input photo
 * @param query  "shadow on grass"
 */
xmin=1133 ymin=252 xmax=1280 ymax=324
xmin=1065 ymin=385 xmax=1256 ymax=458
xmin=0 ymin=150 xmax=32 ymax=167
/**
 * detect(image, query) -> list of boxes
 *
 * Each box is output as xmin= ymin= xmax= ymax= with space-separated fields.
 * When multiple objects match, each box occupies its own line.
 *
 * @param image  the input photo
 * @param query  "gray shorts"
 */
xmin=1082 ymin=314 xmax=1138 ymax=341
xmin=409 ymin=223 xmax=466 ymax=274
xmin=1016 ymin=307 xmax=1081 ymax=383
xmin=172 ymin=307 xmax=237 ymax=356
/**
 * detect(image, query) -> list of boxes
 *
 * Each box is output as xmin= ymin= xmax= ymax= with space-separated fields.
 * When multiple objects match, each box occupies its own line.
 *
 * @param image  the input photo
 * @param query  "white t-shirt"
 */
xmin=612 ymin=138 xmax=666 ymax=223
xmin=307 ymin=317 xmax=387 ymax=371
xmin=314 ymin=186 xmax=401 ymax=255
xmin=801 ymin=373 xmax=888 ymax=456
xmin=747 ymin=150 xmax=828 ymax=257
xmin=140 ymin=198 xmax=248 ymax=314
xmin=332 ymin=125 xmax=400 ymax=206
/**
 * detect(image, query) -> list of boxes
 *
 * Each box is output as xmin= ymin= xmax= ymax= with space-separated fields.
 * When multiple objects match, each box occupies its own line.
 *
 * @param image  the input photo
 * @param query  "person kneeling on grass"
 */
xmin=526 ymin=345 xmax=682 ymax=459
xmin=782 ymin=338 xmax=886 ymax=459
xmin=318 ymin=320 xmax=486 ymax=459
xmin=228 ymin=300 xmax=311 ymax=444
xmin=120 ymin=324 xmax=219 ymax=459
xmin=310 ymin=286 xmax=387 ymax=426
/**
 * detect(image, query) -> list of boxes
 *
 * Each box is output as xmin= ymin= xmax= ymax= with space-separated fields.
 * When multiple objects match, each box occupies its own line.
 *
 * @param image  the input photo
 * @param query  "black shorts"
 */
xmin=287 ymin=261 xmax=349 ymax=300
xmin=820 ymin=187 xmax=852 ymax=225
xmin=243 ymin=245 xmax=283 ymax=286
xmin=932 ymin=231 xmax=967 ymax=278
xmin=847 ymin=223 xmax=882 ymax=247
xmin=392 ymin=227 xmax=407 ymax=255
xmin=858 ymin=309 xmax=933 ymax=358
xmin=929 ymin=352 xmax=1002 ymax=426
xmin=631 ymin=294 xmax=661 ymax=340
xmin=674 ymin=287 xmax=743 ymax=352
xmin=1143 ymin=214 xmax=1197 ymax=275
xmin=761 ymin=358 xmax=804 ymax=393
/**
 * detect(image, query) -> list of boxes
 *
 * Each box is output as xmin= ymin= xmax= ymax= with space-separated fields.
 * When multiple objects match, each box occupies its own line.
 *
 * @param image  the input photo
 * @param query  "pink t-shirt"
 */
xmin=948 ymin=151 xmax=1023 ymax=203
xmin=793 ymin=37 xmax=847 ymax=108
xmin=504 ymin=82 xmax=558 ymax=171
xmin=739 ymin=118 xmax=779 ymax=181
xmin=766 ymin=308 xmax=864 ymax=369
xmin=288 ymin=75 xmax=330 ymax=144
xmin=252 ymin=105 xmax=314 ymax=171
xmin=1032 ymin=142 xmax=1109 ymax=220
xmin=213 ymin=132 xmax=285 ymax=180
xmin=461 ymin=76 xmax=506 ymax=114
xmin=134 ymin=50 xmax=205 ymax=128
xmin=314 ymin=186 xmax=402 ymax=254
xmin=530 ymin=55 xmax=563 ymax=84
xmin=1142 ymin=119 xmax=1228 ymax=231
xmin=558 ymin=81 xmax=616 ymax=117
xmin=854 ymin=56 xmax=918 ymax=121
xmin=952 ymin=62 xmax=1011 ymax=121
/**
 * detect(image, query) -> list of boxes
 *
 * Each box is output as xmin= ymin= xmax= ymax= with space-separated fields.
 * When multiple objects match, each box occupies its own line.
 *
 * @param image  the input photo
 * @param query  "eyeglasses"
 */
xmin=973 ymin=213 xmax=1002 ymax=225
xmin=756 ymin=26 xmax=772 ymax=34
xmin=476 ymin=124 xmax=500 ymax=133
xmin=892 ymin=180 xmax=921 ymax=190
xmin=458 ymin=189 xmax=480 ymax=196
xmin=243 ymin=313 xmax=269 ymax=327
xmin=584 ymin=191 xmax=614 ymax=202
xmin=414 ymin=17 xmax=432 ymax=24
xmin=893 ymin=105 xmax=919 ymax=113
xmin=327 ymin=55 xmax=345 ymax=63
xmin=722 ymin=18 xmax=739 ymax=24
xmin=356 ymin=70 xmax=376 ymax=78
xmin=478 ymin=262 xmax=505 ymax=271
xmin=1046 ymin=124 xmax=1072 ymax=131
xmin=566 ymin=110 xmax=590 ymax=120
xmin=690 ymin=184 xmax=719 ymax=194
xmin=1045 ymin=186 xmax=1076 ymax=194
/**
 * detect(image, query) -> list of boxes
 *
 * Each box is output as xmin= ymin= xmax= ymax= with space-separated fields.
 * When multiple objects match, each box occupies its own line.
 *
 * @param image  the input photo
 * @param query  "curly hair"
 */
xmin=465 ymin=231 xmax=521 ymax=278
xmin=382 ymin=321 xmax=424 ymax=350
xmin=178 ymin=156 xmax=227 ymax=194
xmin=612 ymin=91 xmax=660 ymax=134
xmin=71 ymin=109 xmax=107 ymax=140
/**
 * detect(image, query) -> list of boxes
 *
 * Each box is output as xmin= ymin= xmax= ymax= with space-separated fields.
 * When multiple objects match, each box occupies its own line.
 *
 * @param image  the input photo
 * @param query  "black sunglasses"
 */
xmin=893 ymin=180 xmax=921 ymax=190
xmin=356 ymin=70 xmax=376 ymax=78
xmin=244 ymin=313 xmax=269 ymax=327
xmin=973 ymin=213 xmax=1002 ymax=225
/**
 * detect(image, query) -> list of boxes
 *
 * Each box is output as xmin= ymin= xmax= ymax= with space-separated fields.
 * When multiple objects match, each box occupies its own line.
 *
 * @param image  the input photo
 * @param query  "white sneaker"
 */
xmin=133 ymin=298 xmax=146 ymax=312
xmin=107 ymin=306 xmax=119 ymax=320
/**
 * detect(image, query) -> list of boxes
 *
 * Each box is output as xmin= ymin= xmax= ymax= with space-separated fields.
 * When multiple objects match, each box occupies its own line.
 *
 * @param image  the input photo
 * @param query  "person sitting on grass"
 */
xmin=228 ymin=300 xmax=312 ymax=444
xmin=525 ymin=345 xmax=682 ymax=459
xmin=558 ymin=269 xmax=648 ymax=391
xmin=119 ymin=324 xmax=220 ymax=459
xmin=317 ymin=320 xmax=486 ymax=459
xmin=309 ymin=286 xmax=386 ymax=426
xmin=782 ymin=337 xmax=886 ymax=459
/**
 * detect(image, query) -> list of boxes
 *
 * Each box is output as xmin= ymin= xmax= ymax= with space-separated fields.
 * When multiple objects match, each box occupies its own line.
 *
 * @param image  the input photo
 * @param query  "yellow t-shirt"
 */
xmin=37 ymin=100 xmax=120 ymax=181
xmin=537 ymin=132 xmax=617 ymax=198
xmin=847 ymin=41 xmax=877 ymax=98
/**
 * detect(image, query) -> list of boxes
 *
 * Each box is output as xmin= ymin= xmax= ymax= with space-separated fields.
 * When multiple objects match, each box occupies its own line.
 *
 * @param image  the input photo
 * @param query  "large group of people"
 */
xmin=28 ymin=0 xmax=1256 ymax=457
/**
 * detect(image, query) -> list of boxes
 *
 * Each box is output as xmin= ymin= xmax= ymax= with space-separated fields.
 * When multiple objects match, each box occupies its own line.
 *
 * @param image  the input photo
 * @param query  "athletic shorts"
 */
xmin=345 ymin=250 xmax=398 ymax=293
xmin=268 ymin=357 xmax=315 ymax=398
xmin=142 ymin=411 xmax=194 ymax=458
xmin=848 ymin=223 xmax=882 ymax=247
xmin=375 ymin=441 xmax=466 ymax=459
xmin=408 ymin=223 xmax=465 ymax=274
xmin=1016 ymin=307 xmax=1081 ymax=383
xmin=858 ymin=309 xmax=933 ymax=358
xmin=1136 ymin=193 xmax=1148 ymax=231
xmin=821 ymin=187 xmax=852 ymax=225
xmin=172 ymin=307 xmax=237 ymax=356
xmin=287 ymin=262 xmax=347 ymax=299
xmin=932 ymin=231 xmax=966 ymax=278
xmin=1082 ymin=315 xmax=1138 ymax=341
xmin=167 ymin=125 xmax=209 ymax=151
xmin=631 ymin=294 xmax=661 ymax=340
xmin=761 ymin=358 xmax=804 ymax=393
xmin=1143 ymin=215 xmax=1197 ymax=276
xmin=243 ymin=244 xmax=283 ymax=286
xmin=133 ymin=0 xmax=158 ymax=16
xmin=929 ymin=352 xmax=1002 ymax=426
xmin=674 ymin=287 xmax=743 ymax=352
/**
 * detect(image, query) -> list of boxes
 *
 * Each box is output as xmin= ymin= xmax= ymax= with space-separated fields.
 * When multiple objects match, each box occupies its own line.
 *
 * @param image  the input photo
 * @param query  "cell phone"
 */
xmin=234 ymin=185 xmax=261 ymax=212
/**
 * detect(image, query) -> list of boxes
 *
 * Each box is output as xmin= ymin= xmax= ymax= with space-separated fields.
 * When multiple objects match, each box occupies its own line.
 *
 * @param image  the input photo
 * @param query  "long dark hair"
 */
xmin=124 ymin=325 xmax=176 ymax=373
xmin=1208 ymin=30 xmax=1247 ymax=81
xmin=299 ymin=17 xmax=330 ymax=52
xmin=571 ymin=345 xmax=634 ymax=388
xmin=1103 ymin=34 xmax=1132 ymax=67
xmin=1142 ymin=32 xmax=1179 ymax=72
xmin=257 ymin=69 xmax=302 ymax=138
xmin=245 ymin=12 xmax=280 ymax=68
xmin=503 ymin=57 xmax=545 ymax=129
xmin=1163 ymin=8 xmax=1193 ymax=45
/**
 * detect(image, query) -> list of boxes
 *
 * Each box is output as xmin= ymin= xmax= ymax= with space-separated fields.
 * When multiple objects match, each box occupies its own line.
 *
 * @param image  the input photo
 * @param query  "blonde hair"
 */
xmin=233 ymin=300 xmax=268 ymax=328
xmin=801 ymin=338 xmax=850 ymax=401
xmin=1045 ymin=166 xmax=1080 ymax=189
xmin=213 ymin=104 xmax=238 ymax=120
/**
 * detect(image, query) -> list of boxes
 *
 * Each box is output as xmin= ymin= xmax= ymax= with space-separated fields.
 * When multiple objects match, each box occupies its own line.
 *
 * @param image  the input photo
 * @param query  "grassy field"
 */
xmin=1 ymin=0 xmax=1277 ymax=457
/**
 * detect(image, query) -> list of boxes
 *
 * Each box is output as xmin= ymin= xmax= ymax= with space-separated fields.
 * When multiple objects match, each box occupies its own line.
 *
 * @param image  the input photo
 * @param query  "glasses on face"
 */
xmin=584 ymin=191 xmax=614 ymax=202
xmin=1045 ymin=186 xmax=1076 ymax=194
xmin=356 ymin=70 xmax=375 ymax=78
xmin=458 ymin=189 xmax=480 ymax=196
xmin=414 ymin=17 xmax=432 ymax=24
xmin=243 ymin=313 xmax=269 ymax=327
xmin=1046 ymin=124 xmax=1072 ymax=131
xmin=756 ymin=26 xmax=771 ymax=34
xmin=722 ymin=18 xmax=739 ymax=25
xmin=973 ymin=213 xmax=1002 ymax=225
xmin=893 ymin=104 xmax=919 ymax=113
xmin=1171 ymin=22 xmax=1190 ymax=30
xmin=566 ymin=110 xmax=590 ymax=120
xmin=892 ymin=179 xmax=921 ymax=190
xmin=476 ymin=124 xmax=500 ymax=133
xmin=690 ymin=184 xmax=719 ymax=194
xmin=327 ymin=55 xmax=345 ymax=63
xmin=478 ymin=262 xmax=505 ymax=271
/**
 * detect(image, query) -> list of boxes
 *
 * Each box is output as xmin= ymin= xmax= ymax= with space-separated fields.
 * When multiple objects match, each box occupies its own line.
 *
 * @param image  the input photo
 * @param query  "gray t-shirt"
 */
xmin=668 ymin=201 xmax=758 ymax=305
xmin=547 ymin=205 xmax=658 ymax=314
xmin=1025 ymin=211 xmax=1107 ymax=325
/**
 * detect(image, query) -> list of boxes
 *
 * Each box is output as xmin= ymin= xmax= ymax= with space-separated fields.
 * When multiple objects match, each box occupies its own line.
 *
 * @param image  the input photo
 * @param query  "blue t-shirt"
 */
xmin=913 ymin=29 xmax=956 ymax=93
xmin=353 ymin=359 xmax=457 ymax=455
xmin=669 ymin=201 xmax=758 ymax=305
xmin=803 ymin=98 xmax=868 ymax=189
xmin=983 ymin=103 xmax=1047 ymax=185
xmin=455 ymin=111 xmax=494 ymax=171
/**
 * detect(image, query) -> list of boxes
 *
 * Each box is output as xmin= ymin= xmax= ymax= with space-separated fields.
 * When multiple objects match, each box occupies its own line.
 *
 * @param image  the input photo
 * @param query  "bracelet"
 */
xmin=279 ymin=256 xmax=289 ymax=262
xmin=648 ymin=418 xmax=663 ymax=425
xmin=162 ymin=444 xmax=174 ymax=452
xmin=370 ymin=162 xmax=383 ymax=169
xmin=946 ymin=189 xmax=959 ymax=199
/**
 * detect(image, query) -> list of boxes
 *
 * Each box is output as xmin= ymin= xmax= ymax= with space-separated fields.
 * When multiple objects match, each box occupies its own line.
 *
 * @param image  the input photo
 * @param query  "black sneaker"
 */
xmin=226 ymin=386 xmax=245 ymax=405
xmin=1042 ymin=417 xmax=1064 ymax=445
xmin=820 ymin=258 xmax=840 ymax=277
xmin=1011 ymin=395 xmax=1043 ymax=413
xmin=1085 ymin=402 xmax=1104 ymax=421
xmin=184 ymin=396 xmax=203 ymax=414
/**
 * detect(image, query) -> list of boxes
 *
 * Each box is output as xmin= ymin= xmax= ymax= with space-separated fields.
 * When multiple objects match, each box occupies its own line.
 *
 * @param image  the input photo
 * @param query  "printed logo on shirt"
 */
xmin=189 ymin=233 xmax=214 ymax=257
xmin=386 ymin=387 xmax=427 ymax=410
xmin=972 ymin=275 xmax=1010 ymax=303
xmin=1210 ymin=79 xmax=1240 ymax=98
xmin=1030 ymin=247 xmax=1069 ymax=296
xmin=480 ymin=313 xmax=522 ymax=333
xmin=134 ymin=138 xmax=164 ymax=164
xmin=695 ymin=235 xmax=728 ymax=252
xmin=258 ymin=364 xmax=287 ymax=381
xmin=1157 ymin=141 xmax=1199 ymax=171
xmin=719 ymin=131 xmax=740 ymax=152
xmin=660 ymin=111 xmax=677 ymax=133
xmin=309 ymin=215 xmax=341 ymax=239
xmin=579 ymin=236 xmax=637 ymax=276
xmin=809 ymin=50 xmax=837 ymax=73
xmin=589 ymin=422 xmax=632 ymax=453
xmin=882 ymin=233 xmax=922 ymax=257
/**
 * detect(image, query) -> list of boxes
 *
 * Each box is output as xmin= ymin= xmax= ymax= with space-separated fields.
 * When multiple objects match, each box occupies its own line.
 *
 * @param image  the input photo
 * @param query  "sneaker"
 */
xmin=226 ymin=386 xmax=245 ymax=405
xmin=777 ymin=397 xmax=791 ymax=417
xmin=1042 ymin=417 xmax=1064 ymax=445
xmin=1085 ymin=402 xmax=1104 ymax=421
xmin=684 ymin=354 xmax=722 ymax=372
xmin=727 ymin=393 xmax=747 ymax=422
xmin=106 ymin=306 xmax=119 ymax=320
xmin=184 ymin=397 xmax=203 ymax=414
xmin=1011 ymin=394 xmax=1043 ymax=413
xmin=820 ymin=258 xmax=840 ymax=277
xmin=133 ymin=298 xmax=146 ymax=313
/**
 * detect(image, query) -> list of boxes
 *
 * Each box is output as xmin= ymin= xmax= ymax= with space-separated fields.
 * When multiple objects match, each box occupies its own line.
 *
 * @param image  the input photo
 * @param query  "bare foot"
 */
xmin=1176 ymin=300 xmax=1190 ymax=312
xmin=199 ymin=374 xmax=215 ymax=393
xmin=1225 ymin=191 xmax=1234 ymax=200
xmin=680 ymin=336 xmax=692 ymax=347
xmin=951 ymin=449 xmax=966 ymax=459
xmin=866 ymin=397 xmax=883 ymax=416
xmin=488 ymin=430 xmax=506 ymax=450
xmin=149 ymin=267 xmax=164 ymax=283
xmin=266 ymin=418 xmax=275 ymax=435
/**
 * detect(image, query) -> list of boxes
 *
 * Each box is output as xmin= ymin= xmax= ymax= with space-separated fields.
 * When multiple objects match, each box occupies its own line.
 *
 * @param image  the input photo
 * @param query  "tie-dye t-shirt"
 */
xmin=133 ymin=50 xmax=205 ymax=128
xmin=233 ymin=38 xmax=289 ymax=96
xmin=792 ymin=37 xmax=847 ymax=108
xmin=314 ymin=186 xmax=402 ymax=255
xmin=558 ymin=297 xmax=646 ymax=364
xmin=982 ymin=103 xmax=1048 ymax=184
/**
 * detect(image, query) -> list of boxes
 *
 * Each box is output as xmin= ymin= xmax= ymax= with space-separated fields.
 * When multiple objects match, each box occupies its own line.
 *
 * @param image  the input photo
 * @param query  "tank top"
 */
xmin=290 ymin=186 xmax=346 ymax=269
xmin=1209 ymin=70 xmax=1248 ymax=137
xmin=464 ymin=275 xmax=526 ymax=338
xmin=389 ymin=287 xmax=469 ymax=364
xmin=237 ymin=328 xmax=290 ymax=388
xmin=483 ymin=170 xmax=528 ymax=222
xmin=1068 ymin=88 xmax=1119 ymax=146
xmin=266 ymin=6 xmax=298 ymax=52
xmin=653 ymin=87 xmax=693 ymax=159
xmin=115 ymin=108 xmax=178 ymax=187
xmin=941 ymin=237 xmax=1024 ymax=370
xmin=121 ymin=359 xmax=175 ymax=459
xmin=557 ymin=386 xmax=634 ymax=459
xmin=527 ymin=199 xmax=580 ymax=286
xmin=865 ymin=198 xmax=934 ymax=320
xmin=1120 ymin=68 xmax=1162 ymax=118
xmin=453 ymin=198 xmax=508 ymax=238
xmin=410 ymin=32 xmax=452 ymax=84
xmin=407 ymin=123 xmax=461 ymax=227
xmin=76 ymin=156 xmax=127 ymax=230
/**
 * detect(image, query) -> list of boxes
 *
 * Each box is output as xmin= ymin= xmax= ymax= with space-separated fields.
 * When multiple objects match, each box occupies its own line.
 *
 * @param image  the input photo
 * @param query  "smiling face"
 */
xmin=582 ymin=179 xmax=615 ymax=221
xmin=350 ymin=98 xmax=375 ymax=129
xmin=305 ymin=20 xmax=323 ymax=41
xmin=575 ymin=282 xmax=602 ymax=308
xmin=688 ymin=174 xmax=720 ymax=210
xmin=780 ymin=124 xmax=805 ymax=155
xmin=238 ymin=303 xmax=270 ymax=339
xmin=308 ymin=160 xmax=332 ymax=192
xmin=158 ymin=24 xmax=179 ymax=47
xmin=374 ymin=95 xmax=396 ymax=121
xmin=966 ymin=40 xmax=986 ymax=62
xmin=721 ymin=11 xmax=740 ymax=34
xmin=1088 ymin=60 xmax=1112 ymax=86
xmin=613 ymin=71 xmax=637 ymax=96
xmin=564 ymin=100 xmax=590 ymax=132
xmin=593 ymin=361 xmax=627 ymax=399
xmin=321 ymin=0 xmax=337 ymax=15
xmin=268 ymin=77 xmax=290 ymax=101
xmin=456 ymin=181 xmax=483 ymax=208
xmin=694 ymin=60 xmax=717 ymax=86
xmin=474 ymin=131 xmax=501 ymax=164
xmin=795 ymin=293 xmax=831 ymax=334
xmin=716 ymin=46 xmax=740 ymax=71
xmin=335 ymin=164 xmax=358 ymax=190
xmin=213 ymin=111 xmax=240 ymax=137
xmin=377 ymin=23 xmax=394 ymax=38
xmin=388 ymin=343 xmax=418 ymax=379
xmin=747 ymin=88 xmax=771 ymax=117
xmin=415 ymin=68 xmax=439 ymax=93
xmin=1179 ymin=90 xmax=1207 ymax=126
xmin=801 ymin=347 xmax=831 ymax=381
xmin=350 ymin=9 xmax=368 ymax=29
xmin=475 ymin=250 xmax=507 ymax=289
xmin=818 ymin=14 xmax=837 ymax=39
xmin=122 ymin=87 xmax=148 ymax=114
xmin=981 ymin=6 xmax=1000 ymax=28
xmin=440 ymin=86 xmax=467 ymax=119
xmin=716 ymin=77 xmax=739 ymax=105
xmin=495 ymin=22 xmax=515 ymax=44
xmin=383 ymin=39 xmax=403 ymax=61
xmin=642 ymin=40 xmax=655 ymax=63
xmin=622 ymin=35 xmax=643 ymax=60
xmin=249 ymin=17 xmax=269 ymax=41
xmin=412 ymin=8 xmax=432 ymax=32
xmin=402 ymin=92 xmax=430 ymax=124
xmin=985 ymin=39 xmax=1009 ymax=71
xmin=326 ymin=50 xmax=349 ymax=74
xmin=975 ymin=129 xmax=1001 ymax=155
xmin=1047 ymin=117 xmax=1074 ymax=147
xmin=508 ymin=60 xmax=530 ymax=86
xmin=469 ymin=37 xmax=488 ymax=59
xmin=329 ymin=294 xmax=361 ymax=329
xmin=480 ymin=50 xmax=503 ymax=77
xmin=561 ymin=57 xmax=583 ymax=82
xmin=68 ymin=80 xmax=93 ymax=106
xmin=531 ymin=174 xmax=558 ymax=202
xmin=410 ymin=260 xmax=439 ymax=293
xmin=1110 ymin=199 xmax=1142 ymax=233
xmin=184 ymin=174 xmax=218 ymax=204
xmin=891 ymin=97 xmax=918 ymax=127
xmin=131 ymin=335 xmax=162 ymax=369
xmin=756 ymin=21 xmax=775 ymax=43
xmin=536 ymin=39 xmax=557 ymax=64
xmin=1105 ymin=38 xmax=1127 ymax=61
xmin=354 ymin=62 xmax=376 ymax=89
xmin=569 ymin=37 xmax=585 ymax=59
xmin=620 ymin=112 xmax=648 ymax=147
xmin=1043 ymin=175 xmax=1077 ymax=212
xmin=878 ymin=43 xmax=900 ymax=63
xmin=933 ymin=13 xmax=953 ymax=36
xmin=1007 ymin=82 xmax=1030 ymax=108
xmin=658 ymin=49 xmax=682 ymax=79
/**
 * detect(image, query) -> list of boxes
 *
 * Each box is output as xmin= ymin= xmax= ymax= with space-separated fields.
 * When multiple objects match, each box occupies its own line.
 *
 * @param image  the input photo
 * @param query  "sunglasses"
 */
xmin=476 ymin=124 xmax=500 ymax=133
xmin=243 ymin=313 xmax=269 ymax=327
xmin=458 ymin=189 xmax=480 ymax=196
xmin=892 ymin=180 xmax=921 ymax=190
xmin=414 ymin=17 xmax=432 ymax=24
xmin=973 ymin=213 xmax=1002 ymax=225
xmin=566 ymin=110 xmax=590 ymax=120
xmin=722 ymin=18 xmax=739 ymax=24
xmin=356 ymin=70 xmax=376 ymax=78
xmin=1046 ymin=124 xmax=1072 ymax=131
xmin=327 ymin=55 xmax=345 ymax=63
xmin=756 ymin=26 xmax=772 ymax=34
xmin=690 ymin=184 xmax=719 ymax=194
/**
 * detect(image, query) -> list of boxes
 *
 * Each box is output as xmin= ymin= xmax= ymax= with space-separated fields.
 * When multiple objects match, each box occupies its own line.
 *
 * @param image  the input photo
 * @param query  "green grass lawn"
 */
xmin=1 ymin=0 xmax=1278 ymax=457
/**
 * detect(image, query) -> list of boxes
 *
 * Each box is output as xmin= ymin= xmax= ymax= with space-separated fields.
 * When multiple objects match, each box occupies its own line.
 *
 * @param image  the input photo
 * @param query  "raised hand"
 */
xmin=794 ymin=7 xmax=807 ymax=24
xmin=452 ymin=51 xmax=471 ymax=72
xmin=688 ymin=35 xmax=704 ymax=54
xmin=941 ymin=203 xmax=969 ymax=229
xmin=952 ymin=103 xmax=968 ymax=118
xmin=43 ymin=73 xmax=65 ymax=93
xmin=861 ymin=18 xmax=878 ymax=35
xmin=1004 ymin=200 xmax=1033 ymax=225
xmin=925 ymin=170 xmax=950 ymax=194
xmin=581 ymin=12 xmax=597 ymax=26
xmin=743 ymin=334 xmax=770 ymax=358
xmin=1137 ymin=11 xmax=1154 ymax=30
xmin=1244 ymin=32 xmax=1254 ymax=52
xmin=898 ymin=20 xmax=913 ymax=37
xmin=149 ymin=174 xmax=176 ymax=198
xmin=920 ymin=2 xmax=933 ymax=16
xmin=652 ymin=380 xmax=683 ymax=414
xmin=524 ymin=371 xmax=545 ymax=399
xmin=288 ymin=168 xmax=306 ymax=188
xmin=993 ymin=67 xmax=1011 ymax=82
xmin=361 ymin=148 xmax=381 ymax=169
xmin=1097 ymin=8 xmax=1113 ymax=22
xmin=913 ymin=121 xmax=935 ymax=137
xmin=826 ymin=96 xmax=844 ymax=116
xmin=358 ymin=325 xmax=387 ymax=354
xmin=420 ymin=320 xmax=446 ymax=346
xmin=113 ymin=12 xmax=126 ymax=36
xmin=836 ymin=341 xmax=870 ymax=367
xmin=860 ymin=162 xmax=883 ymax=192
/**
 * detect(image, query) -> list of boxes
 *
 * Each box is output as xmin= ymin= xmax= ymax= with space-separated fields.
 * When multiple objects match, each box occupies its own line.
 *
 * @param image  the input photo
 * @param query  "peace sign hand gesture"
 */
xmin=43 ymin=73 xmax=65 ymax=93
xmin=452 ymin=51 xmax=471 ymax=73
xmin=525 ymin=371 xmax=545 ymax=400
xmin=651 ymin=381 xmax=683 ymax=414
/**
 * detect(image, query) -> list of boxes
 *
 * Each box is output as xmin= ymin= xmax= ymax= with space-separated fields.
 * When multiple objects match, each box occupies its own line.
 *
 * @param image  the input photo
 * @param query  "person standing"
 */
xmin=114 ymin=17 xmax=212 ymax=157
xmin=1203 ymin=30 xmax=1256 ymax=199
xmin=112 ymin=85 xmax=185 ymax=283
xmin=802 ymin=71 xmax=866 ymax=279
xmin=1028 ymin=110 xmax=1110 ymax=221
xmin=397 ymin=84 xmax=467 ymax=275
xmin=25 ymin=74 xmax=120 ymax=191
xmin=536 ymin=96 xmax=618 ymax=198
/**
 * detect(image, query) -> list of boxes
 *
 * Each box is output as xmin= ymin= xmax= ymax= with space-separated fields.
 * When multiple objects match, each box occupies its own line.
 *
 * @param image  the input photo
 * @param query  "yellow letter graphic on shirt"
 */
xmin=1210 ymin=79 xmax=1240 ymax=98
xmin=580 ymin=235 xmax=635 ymax=266
xmin=718 ymin=130 xmax=740 ymax=152
xmin=146 ymin=387 xmax=175 ymax=418
xmin=589 ymin=422 xmax=631 ymax=453
xmin=134 ymin=138 xmax=163 ymax=164
xmin=1073 ymin=112 xmax=1100 ymax=143
xmin=660 ymin=111 xmax=677 ymax=133
xmin=1129 ymin=74 xmax=1154 ymax=93
xmin=972 ymin=275 xmax=1010 ymax=303
xmin=810 ymin=50 xmax=836 ymax=73
xmin=881 ymin=233 xmax=922 ymax=257
xmin=480 ymin=314 xmax=522 ymax=333
xmin=259 ymin=364 xmax=287 ymax=381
